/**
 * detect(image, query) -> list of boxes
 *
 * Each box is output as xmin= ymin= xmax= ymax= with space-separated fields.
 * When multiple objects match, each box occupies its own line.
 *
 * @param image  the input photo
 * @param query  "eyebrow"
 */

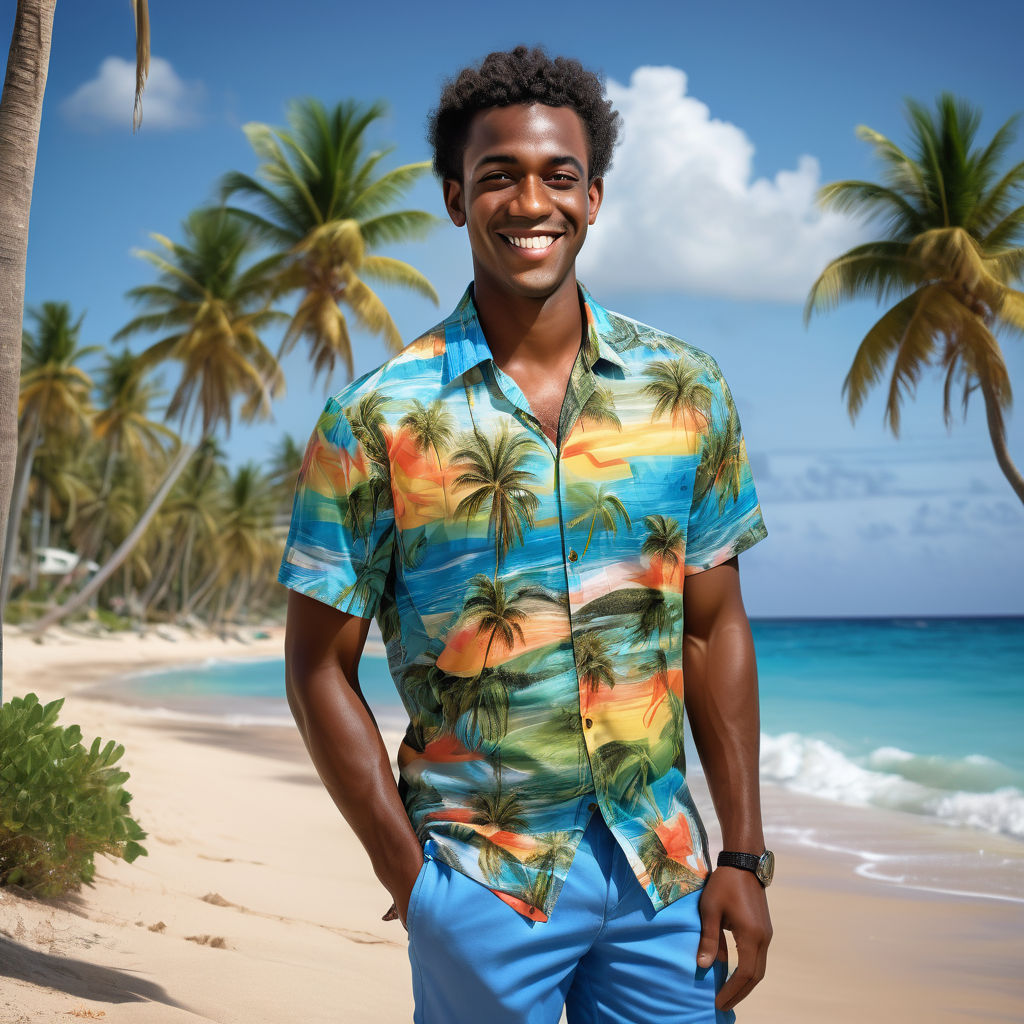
xmin=475 ymin=153 xmax=586 ymax=176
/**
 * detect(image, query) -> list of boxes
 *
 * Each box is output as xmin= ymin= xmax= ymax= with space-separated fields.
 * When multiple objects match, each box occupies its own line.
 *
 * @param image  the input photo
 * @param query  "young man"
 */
xmin=278 ymin=46 xmax=773 ymax=1024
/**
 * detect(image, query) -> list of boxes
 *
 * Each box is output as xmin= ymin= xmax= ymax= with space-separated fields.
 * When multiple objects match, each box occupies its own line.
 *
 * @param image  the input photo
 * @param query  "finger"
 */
xmin=716 ymin=930 xmax=729 ymax=963
xmin=696 ymin=906 xmax=722 ymax=970
xmin=718 ymin=941 xmax=768 ymax=1012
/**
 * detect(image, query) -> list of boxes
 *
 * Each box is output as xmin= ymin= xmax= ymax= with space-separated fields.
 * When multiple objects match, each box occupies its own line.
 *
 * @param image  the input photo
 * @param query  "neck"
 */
xmin=472 ymin=270 xmax=584 ymax=371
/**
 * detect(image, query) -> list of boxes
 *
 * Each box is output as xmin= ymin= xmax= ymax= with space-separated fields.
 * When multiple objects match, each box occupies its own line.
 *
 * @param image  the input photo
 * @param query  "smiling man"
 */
xmin=278 ymin=45 xmax=773 ymax=1023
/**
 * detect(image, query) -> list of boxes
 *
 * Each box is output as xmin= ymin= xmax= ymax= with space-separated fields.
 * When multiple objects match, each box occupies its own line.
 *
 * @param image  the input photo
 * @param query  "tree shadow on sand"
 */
xmin=0 ymin=932 xmax=196 ymax=1012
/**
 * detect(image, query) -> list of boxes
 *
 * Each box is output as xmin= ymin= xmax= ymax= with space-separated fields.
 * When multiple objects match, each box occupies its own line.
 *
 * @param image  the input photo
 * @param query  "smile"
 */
xmin=499 ymin=233 xmax=562 ymax=252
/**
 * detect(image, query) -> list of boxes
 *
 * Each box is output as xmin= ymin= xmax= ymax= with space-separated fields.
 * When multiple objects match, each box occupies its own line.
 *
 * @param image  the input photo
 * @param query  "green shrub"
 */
xmin=0 ymin=693 xmax=147 ymax=897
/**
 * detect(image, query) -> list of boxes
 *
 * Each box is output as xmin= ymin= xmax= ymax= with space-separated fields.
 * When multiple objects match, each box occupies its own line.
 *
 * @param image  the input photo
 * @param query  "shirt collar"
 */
xmin=441 ymin=280 xmax=629 ymax=386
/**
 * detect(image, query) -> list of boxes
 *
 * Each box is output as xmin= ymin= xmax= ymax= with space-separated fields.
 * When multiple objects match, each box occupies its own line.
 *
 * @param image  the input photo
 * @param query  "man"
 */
xmin=278 ymin=45 xmax=773 ymax=1024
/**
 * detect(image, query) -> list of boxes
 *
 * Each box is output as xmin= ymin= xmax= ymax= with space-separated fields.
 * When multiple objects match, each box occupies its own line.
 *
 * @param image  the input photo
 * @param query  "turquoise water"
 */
xmin=116 ymin=616 xmax=1024 ymax=840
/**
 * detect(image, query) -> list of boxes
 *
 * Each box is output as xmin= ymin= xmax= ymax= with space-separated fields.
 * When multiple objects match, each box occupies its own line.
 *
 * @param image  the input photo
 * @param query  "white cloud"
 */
xmin=578 ymin=66 xmax=865 ymax=302
xmin=60 ymin=56 xmax=203 ymax=131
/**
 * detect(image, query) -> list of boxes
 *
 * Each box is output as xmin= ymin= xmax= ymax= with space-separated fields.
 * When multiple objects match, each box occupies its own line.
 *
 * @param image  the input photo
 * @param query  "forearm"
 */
xmin=683 ymin=611 xmax=764 ymax=852
xmin=286 ymin=662 xmax=422 ymax=893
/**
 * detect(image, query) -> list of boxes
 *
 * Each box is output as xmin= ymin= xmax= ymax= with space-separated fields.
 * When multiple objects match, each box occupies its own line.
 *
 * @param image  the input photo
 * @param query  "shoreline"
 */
xmin=2 ymin=625 xmax=1023 ymax=1022
xmin=70 ymin=636 xmax=1024 ymax=908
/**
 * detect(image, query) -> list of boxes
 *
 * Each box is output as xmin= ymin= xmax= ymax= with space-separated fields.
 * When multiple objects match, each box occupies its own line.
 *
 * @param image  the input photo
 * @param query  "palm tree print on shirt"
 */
xmin=399 ymin=398 xmax=455 ymax=517
xmin=567 ymin=482 xmax=631 ymax=560
xmin=452 ymin=423 xmax=542 ymax=582
xmin=641 ymin=514 xmax=684 ymax=585
xmin=641 ymin=358 xmax=715 ymax=429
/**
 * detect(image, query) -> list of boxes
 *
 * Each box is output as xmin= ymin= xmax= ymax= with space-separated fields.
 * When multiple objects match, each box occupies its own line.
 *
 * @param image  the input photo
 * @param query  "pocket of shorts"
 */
xmin=405 ymin=855 xmax=432 ymax=938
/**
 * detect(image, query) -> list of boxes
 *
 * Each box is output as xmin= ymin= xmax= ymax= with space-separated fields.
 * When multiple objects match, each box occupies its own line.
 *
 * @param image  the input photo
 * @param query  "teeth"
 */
xmin=507 ymin=235 xmax=555 ymax=249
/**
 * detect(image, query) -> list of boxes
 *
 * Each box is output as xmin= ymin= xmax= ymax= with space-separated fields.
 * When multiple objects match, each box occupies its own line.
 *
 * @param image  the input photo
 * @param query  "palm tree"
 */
xmin=346 ymin=389 xmax=393 ymax=547
xmin=400 ymin=398 xmax=456 ymax=517
xmin=641 ymin=514 xmax=684 ymax=584
xmin=567 ymin=482 xmax=631 ymax=560
xmin=638 ymin=824 xmax=704 ymax=903
xmin=805 ymin=93 xmax=1024 ymax=503
xmin=24 ymin=208 xmax=288 ymax=634
xmin=659 ymin=689 xmax=688 ymax=774
xmin=73 ymin=349 xmax=177 ymax=573
xmin=579 ymin=384 xmax=622 ymax=432
xmin=452 ymin=424 xmax=542 ymax=582
xmin=469 ymin=780 xmax=529 ymax=885
xmin=0 ymin=0 xmax=149 ymax=695
xmin=1 ymin=303 xmax=100 ymax=614
xmin=217 ymin=462 xmax=280 ymax=623
xmin=593 ymin=739 xmax=659 ymax=818
xmin=641 ymin=358 xmax=715 ymax=429
xmin=267 ymin=431 xmax=304 ymax=521
xmin=219 ymin=98 xmax=441 ymax=385
xmin=574 ymin=630 xmax=616 ymax=713
xmin=693 ymin=403 xmax=744 ymax=515
xmin=524 ymin=830 xmax=577 ymax=910
xmin=445 ymin=574 xmax=557 ymax=747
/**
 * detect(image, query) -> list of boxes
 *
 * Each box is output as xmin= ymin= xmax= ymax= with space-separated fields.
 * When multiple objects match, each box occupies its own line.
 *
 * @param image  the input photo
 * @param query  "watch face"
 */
xmin=756 ymin=849 xmax=775 ymax=886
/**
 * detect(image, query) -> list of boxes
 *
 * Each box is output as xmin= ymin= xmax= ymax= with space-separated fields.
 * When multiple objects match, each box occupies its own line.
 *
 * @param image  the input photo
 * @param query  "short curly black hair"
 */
xmin=427 ymin=45 xmax=621 ymax=183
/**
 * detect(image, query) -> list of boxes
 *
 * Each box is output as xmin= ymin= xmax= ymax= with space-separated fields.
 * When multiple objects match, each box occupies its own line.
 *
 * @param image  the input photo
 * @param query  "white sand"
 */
xmin=1 ymin=624 xmax=1022 ymax=1023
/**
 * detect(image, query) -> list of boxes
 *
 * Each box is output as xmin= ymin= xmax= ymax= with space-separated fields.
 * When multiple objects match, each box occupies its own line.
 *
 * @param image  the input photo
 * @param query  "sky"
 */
xmin=8 ymin=0 xmax=1024 ymax=617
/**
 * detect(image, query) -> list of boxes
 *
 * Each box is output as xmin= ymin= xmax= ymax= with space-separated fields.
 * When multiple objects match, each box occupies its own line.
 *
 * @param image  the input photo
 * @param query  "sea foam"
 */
xmin=760 ymin=732 xmax=1024 ymax=839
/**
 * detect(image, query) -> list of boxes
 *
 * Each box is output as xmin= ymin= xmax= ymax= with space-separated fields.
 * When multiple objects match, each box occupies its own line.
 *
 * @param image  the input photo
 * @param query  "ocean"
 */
xmin=105 ymin=616 xmax=1024 ymax=900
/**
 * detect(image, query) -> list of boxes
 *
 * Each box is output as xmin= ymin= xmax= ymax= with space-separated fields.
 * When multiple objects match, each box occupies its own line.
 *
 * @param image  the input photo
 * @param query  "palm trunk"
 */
xmin=0 ymin=0 xmax=57 ymax=699
xmin=23 ymin=440 xmax=198 ymax=633
xmin=1 ymin=414 xmax=43 ymax=613
xmin=181 ymin=558 xmax=221 ymax=618
xmin=138 ymin=529 xmax=176 ymax=617
xmin=979 ymin=373 xmax=1024 ymax=504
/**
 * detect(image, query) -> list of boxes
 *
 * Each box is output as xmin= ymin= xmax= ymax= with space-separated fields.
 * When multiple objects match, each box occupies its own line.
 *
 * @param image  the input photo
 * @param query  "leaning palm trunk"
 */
xmin=23 ymin=440 xmax=197 ymax=634
xmin=980 ymin=372 xmax=1024 ymax=503
xmin=0 ymin=1 xmax=57 ymax=698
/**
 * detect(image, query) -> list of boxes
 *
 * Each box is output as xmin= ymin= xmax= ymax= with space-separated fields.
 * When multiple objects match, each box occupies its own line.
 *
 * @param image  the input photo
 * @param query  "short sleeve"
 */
xmin=683 ymin=361 xmax=768 ymax=575
xmin=277 ymin=395 xmax=395 ymax=617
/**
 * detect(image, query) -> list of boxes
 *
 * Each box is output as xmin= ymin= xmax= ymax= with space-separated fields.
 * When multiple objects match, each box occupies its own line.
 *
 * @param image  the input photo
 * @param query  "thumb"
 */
xmin=697 ymin=903 xmax=721 ymax=970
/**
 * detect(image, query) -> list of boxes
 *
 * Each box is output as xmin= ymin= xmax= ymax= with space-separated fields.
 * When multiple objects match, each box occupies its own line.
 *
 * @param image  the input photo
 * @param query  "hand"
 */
xmin=696 ymin=866 xmax=772 ymax=1012
xmin=383 ymin=854 xmax=425 ymax=932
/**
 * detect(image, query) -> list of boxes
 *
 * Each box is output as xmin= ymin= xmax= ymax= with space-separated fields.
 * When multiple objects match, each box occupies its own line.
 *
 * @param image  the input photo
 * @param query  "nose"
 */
xmin=508 ymin=174 xmax=552 ymax=219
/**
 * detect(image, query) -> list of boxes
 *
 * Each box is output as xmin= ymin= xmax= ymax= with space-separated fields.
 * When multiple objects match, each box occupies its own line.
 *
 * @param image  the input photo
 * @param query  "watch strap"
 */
xmin=717 ymin=851 xmax=761 ymax=873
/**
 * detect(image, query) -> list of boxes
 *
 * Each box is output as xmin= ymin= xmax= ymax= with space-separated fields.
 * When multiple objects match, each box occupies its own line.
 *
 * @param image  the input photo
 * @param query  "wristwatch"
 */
xmin=717 ymin=849 xmax=775 ymax=887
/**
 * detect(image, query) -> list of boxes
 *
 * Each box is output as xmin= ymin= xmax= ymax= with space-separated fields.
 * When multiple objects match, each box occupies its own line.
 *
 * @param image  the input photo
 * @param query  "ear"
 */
xmin=587 ymin=177 xmax=604 ymax=225
xmin=443 ymin=178 xmax=466 ymax=228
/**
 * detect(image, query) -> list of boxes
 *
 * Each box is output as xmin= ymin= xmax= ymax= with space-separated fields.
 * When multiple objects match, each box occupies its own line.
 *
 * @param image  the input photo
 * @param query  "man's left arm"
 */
xmin=683 ymin=554 xmax=772 ymax=1013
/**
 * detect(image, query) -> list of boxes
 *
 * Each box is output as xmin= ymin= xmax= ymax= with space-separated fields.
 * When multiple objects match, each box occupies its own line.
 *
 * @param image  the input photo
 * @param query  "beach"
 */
xmin=2 ymin=625 xmax=1022 ymax=1023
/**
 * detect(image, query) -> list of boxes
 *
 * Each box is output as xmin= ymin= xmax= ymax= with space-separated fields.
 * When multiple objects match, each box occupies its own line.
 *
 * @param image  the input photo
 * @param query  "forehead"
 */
xmin=462 ymin=103 xmax=589 ymax=169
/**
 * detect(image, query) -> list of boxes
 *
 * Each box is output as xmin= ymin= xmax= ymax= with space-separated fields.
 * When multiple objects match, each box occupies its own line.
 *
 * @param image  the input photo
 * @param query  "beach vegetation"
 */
xmin=806 ymin=93 xmax=1024 ymax=504
xmin=0 ymin=693 xmax=147 ymax=898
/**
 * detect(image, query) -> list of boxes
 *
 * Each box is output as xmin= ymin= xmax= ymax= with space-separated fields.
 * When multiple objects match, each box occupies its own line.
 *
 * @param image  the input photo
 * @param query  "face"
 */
xmin=443 ymin=103 xmax=603 ymax=302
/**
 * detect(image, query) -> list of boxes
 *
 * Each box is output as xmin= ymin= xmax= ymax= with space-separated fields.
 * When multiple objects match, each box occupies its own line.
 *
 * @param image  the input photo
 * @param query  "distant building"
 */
xmin=27 ymin=547 xmax=99 ymax=577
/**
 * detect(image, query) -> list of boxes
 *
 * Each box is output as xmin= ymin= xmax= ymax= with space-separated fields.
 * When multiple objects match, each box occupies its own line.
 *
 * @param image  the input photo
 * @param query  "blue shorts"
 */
xmin=407 ymin=811 xmax=736 ymax=1023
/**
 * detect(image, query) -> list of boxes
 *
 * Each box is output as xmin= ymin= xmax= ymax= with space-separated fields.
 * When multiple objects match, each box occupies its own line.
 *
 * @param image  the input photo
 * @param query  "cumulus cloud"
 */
xmin=578 ymin=66 xmax=865 ymax=302
xmin=61 ymin=56 xmax=203 ymax=131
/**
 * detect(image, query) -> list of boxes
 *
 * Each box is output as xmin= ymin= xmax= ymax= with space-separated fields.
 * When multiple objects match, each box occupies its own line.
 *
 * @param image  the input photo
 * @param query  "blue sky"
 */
xmin=9 ymin=0 xmax=1024 ymax=616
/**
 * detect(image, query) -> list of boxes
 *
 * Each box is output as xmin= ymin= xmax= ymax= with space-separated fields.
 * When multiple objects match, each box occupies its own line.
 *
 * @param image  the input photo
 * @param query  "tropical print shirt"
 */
xmin=278 ymin=282 xmax=768 ymax=922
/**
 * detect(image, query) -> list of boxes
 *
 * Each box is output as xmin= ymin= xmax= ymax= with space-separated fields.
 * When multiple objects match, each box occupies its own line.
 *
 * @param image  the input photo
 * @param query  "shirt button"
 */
xmin=584 ymin=718 xmax=593 ymax=729
xmin=568 ymin=549 xmax=579 ymax=563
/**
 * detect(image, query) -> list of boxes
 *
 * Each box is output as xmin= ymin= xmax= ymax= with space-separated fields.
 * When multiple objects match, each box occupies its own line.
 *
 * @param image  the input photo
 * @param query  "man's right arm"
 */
xmin=283 ymin=588 xmax=424 ymax=926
